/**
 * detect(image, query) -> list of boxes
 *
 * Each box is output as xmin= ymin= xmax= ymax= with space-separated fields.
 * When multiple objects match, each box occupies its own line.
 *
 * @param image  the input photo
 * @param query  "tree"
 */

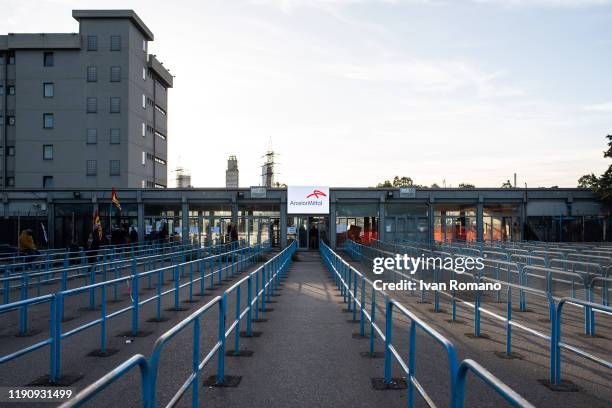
xmin=377 ymin=176 xmax=414 ymax=188
xmin=458 ymin=183 xmax=475 ymax=189
xmin=578 ymin=174 xmax=598 ymax=188
xmin=501 ymin=180 xmax=513 ymax=188
xmin=430 ymin=183 xmax=440 ymax=188
xmin=579 ymin=135 xmax=612 ymax=207
xmin=392 ymin=176 xmax=414 ymax=187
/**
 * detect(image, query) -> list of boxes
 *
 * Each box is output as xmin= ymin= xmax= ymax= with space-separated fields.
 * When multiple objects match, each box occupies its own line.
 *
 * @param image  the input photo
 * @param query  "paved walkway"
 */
xmin=206 ymin=251 xmax=403 ymax=408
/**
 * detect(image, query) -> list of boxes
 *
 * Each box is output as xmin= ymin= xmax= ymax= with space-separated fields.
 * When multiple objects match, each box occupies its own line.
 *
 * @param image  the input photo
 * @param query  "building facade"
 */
xmin=226 ymin=155 xmax=239 ymax=188
xmin=0 ymin=9 xmax=173 ymax=190
xmin=0 ymin=186 xmax=609 ymax=250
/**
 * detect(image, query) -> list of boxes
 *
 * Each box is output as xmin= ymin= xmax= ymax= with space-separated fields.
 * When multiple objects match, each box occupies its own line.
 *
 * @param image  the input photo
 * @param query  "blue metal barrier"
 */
xmin=320 ymin=242 xmax=534 ymax=408
xmin=61 ymin=240 xmax=296 ymax=408
xmin=351 ymin=239 xmax=612 ymax=385
xmin=550 ymin=298 xmax=612 ymax=385
xmin=455 ymin=359 xmax=535 ymax=408
xmin=58 ymin=354 xmax=151 ymax=408
xmin=1 ymin=242 xmax=267 ymax=384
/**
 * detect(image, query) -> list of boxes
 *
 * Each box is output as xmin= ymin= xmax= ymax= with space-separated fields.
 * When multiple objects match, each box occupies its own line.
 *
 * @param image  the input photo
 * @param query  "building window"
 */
xmin=7 ymin=146 xmax=15 ymax=156
xmin=110 ymin=66 xmax=121 ymax=82
xmin=87 ymin=35 xmax=98 ymax=51
xmin=155 ymin=130 xmax=167 ymax=141
xmin=154 ymin=157 xmax=167 ymax=166
xmin=110 ymin=128 xmax=120 ymax=144
xmin=43 ymin=113 xmax=54 ymax=129
xmin=8 ymin=52 xmax=15 ymax=65
xmin=86 ymin=128 xmax=97 ymax=144
xmin=143 ymin=67 xmax=146 ymax=80
xmin=43 ymin=176 xmax=54 ymax=188
xmin=87 ymin=97 xmax=97 ymax=113
xmin=142 ymin=151 xmax=146 ymax=165
xmin=143 ymin=39 xmax=147 ymax=52
xmin=8 ymin=116 xmax=15 ymax=126
xmin=142 ymin=122 xmax=146 ymax=137
xmin=7 ymin=177 xmax=14 ymax=187
xmin=43 ymin=52 xmax=54 ymax=67
xmin=86 ymin=160 xmax=97 ymax=176
xmin=8 ymin=85 xmax=15 ymax=95
xmin=0 ymin=85 xmax=3 ymax=95
xmin=0 ymin=55 xmax=4 ymax=64
xmin=110 ymin=35 xmax=121 ymax=51
xmin=142 ymin=94 xmax=146 ymax=109
xmin=110 ymin=97 xmax=121 ymax=113
xmin=87 ymin=66 xmax=97 ymax=82
xmin=43 ymin=82 xmax=54 ymax=98
xmin=43 ymin=144 xmax=53 ymax=160
xmin=109 ymin=160 xmax=120 ymax=176
xmin=155 ymin=105 xmax=167 ymax=116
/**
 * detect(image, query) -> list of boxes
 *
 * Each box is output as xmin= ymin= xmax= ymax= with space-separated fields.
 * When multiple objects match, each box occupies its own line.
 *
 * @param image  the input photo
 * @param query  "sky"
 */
xmin=4 ymin=0 xmax=612 ymax=188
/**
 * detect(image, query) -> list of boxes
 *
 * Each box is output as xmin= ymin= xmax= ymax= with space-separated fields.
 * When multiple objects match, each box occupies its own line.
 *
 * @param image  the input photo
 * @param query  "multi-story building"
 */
xmin=226 ymin=155 xmax=239 ymax=188
xmin=0 ymin=9 xmax=173 ymax=189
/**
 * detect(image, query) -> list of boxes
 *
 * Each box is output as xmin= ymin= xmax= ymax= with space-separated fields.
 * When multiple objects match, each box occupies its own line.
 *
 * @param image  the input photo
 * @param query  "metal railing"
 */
xmin=0 ymin=241 xmax=270 ymax=383
xmin=321 ymin=242 xmax=534 ymax=408
xmin=60 ymin=240 xmax=297 ymax=408
xmin=346 ymin=239 xmax=612 ymax=388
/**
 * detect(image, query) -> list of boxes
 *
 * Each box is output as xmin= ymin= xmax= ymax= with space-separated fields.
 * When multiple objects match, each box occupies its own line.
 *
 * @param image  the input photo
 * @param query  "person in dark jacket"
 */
xmin=129 ymin=226 xmax=138 ymax=244
xmin=88 ymin=225 xmax=101 ymax=266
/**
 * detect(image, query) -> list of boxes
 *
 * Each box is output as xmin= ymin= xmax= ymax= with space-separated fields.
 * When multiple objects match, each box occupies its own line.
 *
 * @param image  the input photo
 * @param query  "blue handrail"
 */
xmin=61 ymin=240 xmax=296 ymax=408
xmin=1 ymin=242 xmax=267 ymax=383
xmin=320 ymin=242 xmax=534 ymax=408
xmin=454 ymin=359 xmax=535 ymax=408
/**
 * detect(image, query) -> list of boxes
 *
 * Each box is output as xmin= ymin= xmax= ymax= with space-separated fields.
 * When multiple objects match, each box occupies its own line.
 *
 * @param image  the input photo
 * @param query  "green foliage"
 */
xmin=579 ymin=135 xmax=612 ymax=207
xmin=501 ymin=180 xmax=513 ymax=188
xmin=458 ymin=183 xmax=475 ymax=189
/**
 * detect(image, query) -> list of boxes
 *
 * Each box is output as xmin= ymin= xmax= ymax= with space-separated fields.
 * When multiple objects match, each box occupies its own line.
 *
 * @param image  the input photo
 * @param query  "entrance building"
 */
xmin=0 ymin=186 xmax=609 ymax=249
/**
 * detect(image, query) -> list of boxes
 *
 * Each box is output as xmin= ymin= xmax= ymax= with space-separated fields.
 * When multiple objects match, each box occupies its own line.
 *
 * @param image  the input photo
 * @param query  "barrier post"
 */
xmin=188 ymin=262 xmax=194 ymax=303
xmin=408 ymin=321 xmax=417 ymax=407
xmin=360 ymin=276 xmax=366 ymax=337
xmin=246 ymin=276 xmax=253 ymax=336
xmin=217 ymin=293 xmax=227 ymax=384
xmin=234 ymin=286 xmax=241 ymax=355
xmin=174 ymin=265 xmax=180 ymax=310
xmin=156 ymin=269 xmax=162 ymax=321
xmin=100 ymin=285 xmax=107 ymax=354
xmin=370 ymin=286 xmax=377 ymax=355
xmin=200 ymin=257 xmax=205 ymax=296
xmin=89 ymin=264 xmax=96 ymax=310
xmin=50 ymin=293 xmax=62 ymax=383
xmin=131 ymin=258 xmax=139 ymax=336
xmin=19 ymin=273 xmax=28 ymax=335
xmin=192 ymin=317 xmax=201 ymax=407
xmin=506 ymin=286 xmax=512 ymax=356
xmin=384 ymin=296 xmax=392 ymax=384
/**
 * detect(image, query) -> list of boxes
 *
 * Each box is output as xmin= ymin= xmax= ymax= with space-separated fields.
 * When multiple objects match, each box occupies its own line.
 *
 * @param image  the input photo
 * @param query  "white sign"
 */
xmin=287 ymin=226 xmax=297 ymax=234
xmin=287 ymin=186 xmax=330 ymax=214
xmin=399 ymin=187 xmax=416 ymax=198
xmin=250 ymin=186 xmax=267 ymax=198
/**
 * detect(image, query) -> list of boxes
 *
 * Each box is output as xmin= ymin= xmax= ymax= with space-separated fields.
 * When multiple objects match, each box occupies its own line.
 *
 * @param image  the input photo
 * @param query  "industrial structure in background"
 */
xmin=226 ymin=155 xmax=239 ymax=188
xmin=174 ymin=166 xmax=192 ymax=188
xmin=261 ymin=148 xmax=277 ymax=188
xmin=0 ymin=9 xmax=173 ymax=189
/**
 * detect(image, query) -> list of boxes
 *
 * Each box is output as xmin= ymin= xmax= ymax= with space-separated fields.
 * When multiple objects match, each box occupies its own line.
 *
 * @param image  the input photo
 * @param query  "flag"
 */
xmin=111 ymin=188 xmax=122 ymax=212
xmin=94 ymin=209 xmax=103 ymax=239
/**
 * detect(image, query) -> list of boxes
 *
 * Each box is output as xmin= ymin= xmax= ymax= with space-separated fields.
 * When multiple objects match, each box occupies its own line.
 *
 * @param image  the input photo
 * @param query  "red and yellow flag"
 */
xmin=111 ymin=188 xmax=122 ymax=212
xmin=93 ymin=209 xmax=103 ymax=239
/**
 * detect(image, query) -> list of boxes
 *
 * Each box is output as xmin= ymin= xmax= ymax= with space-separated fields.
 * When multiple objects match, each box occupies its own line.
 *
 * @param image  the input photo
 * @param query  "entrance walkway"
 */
xmin=205 ymin=251 xmax=403 ymax=408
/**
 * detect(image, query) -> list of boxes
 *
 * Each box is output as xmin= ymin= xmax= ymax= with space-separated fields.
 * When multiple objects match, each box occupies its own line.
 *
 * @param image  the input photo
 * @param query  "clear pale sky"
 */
xmin=5 ymin=0 xmax=612 ymax=187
